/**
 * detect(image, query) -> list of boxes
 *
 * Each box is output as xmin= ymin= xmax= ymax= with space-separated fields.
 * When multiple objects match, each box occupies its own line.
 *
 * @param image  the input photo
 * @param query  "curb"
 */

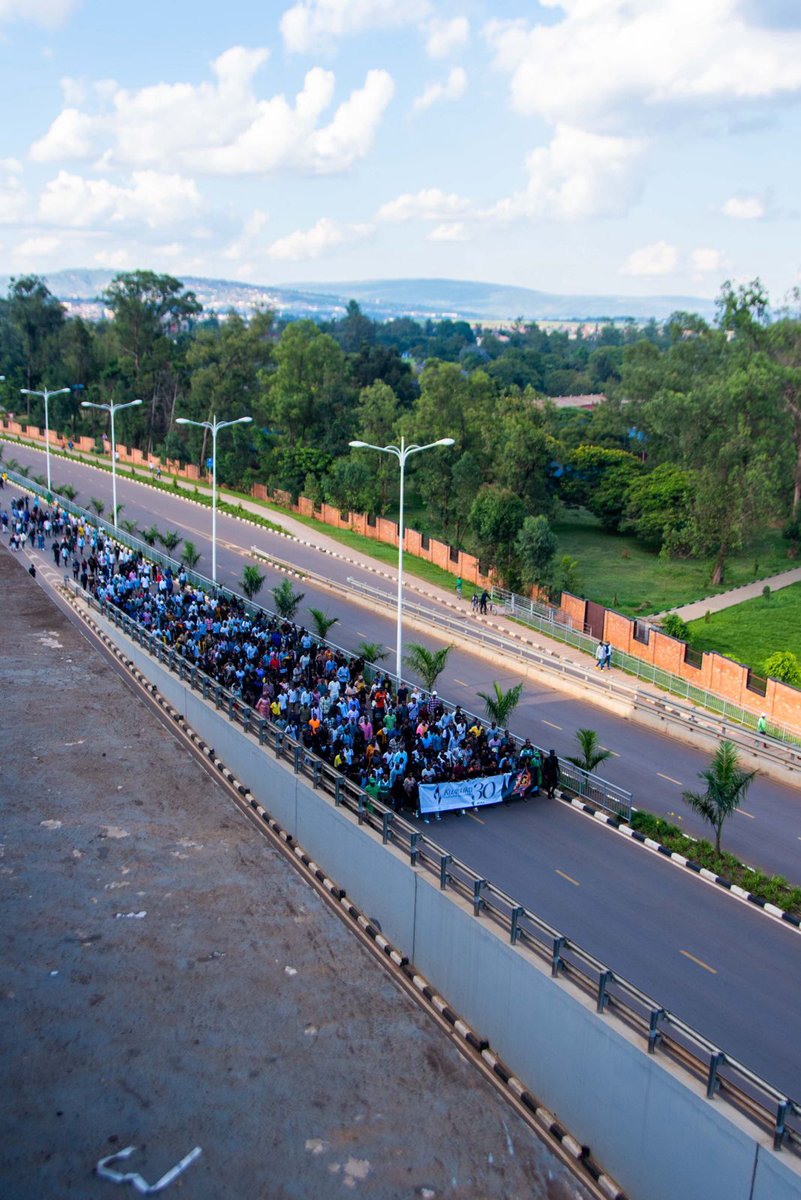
xmin=565 ymin=796 xmax=801 ymax=934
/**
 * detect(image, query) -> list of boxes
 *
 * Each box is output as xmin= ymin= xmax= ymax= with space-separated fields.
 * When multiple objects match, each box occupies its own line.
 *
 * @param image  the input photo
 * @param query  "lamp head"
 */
xmin=175 ymin=417 xmax=191 ymax=425
xmin=349 ymin=440 xmax=367 ymax=448
xmin=436 ymin=438 xmax=456 ymax=447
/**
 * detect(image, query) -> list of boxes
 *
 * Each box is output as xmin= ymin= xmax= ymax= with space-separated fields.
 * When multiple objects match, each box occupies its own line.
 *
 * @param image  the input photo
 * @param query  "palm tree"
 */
xmin=139 ymin=524 xmax=161 ymax=547
xmin=272 ymin=578 xmax=305 ymax=620
xmin=477 ymin=681 xmax=524 ymax=725
xmin=89 ymin=496 xmax=105 ymax=517
xmin=567 ymin=728 xmax=613 ymax=773
xmin=159 ymin=529 xmax=183 ymax=554
xmin=404 ymin=643 xmax=453 ymax=693
xmin=357 ymin=641 xmax=388 ymax=665
xmin=241 ymin=565 xmax=266 ymax=601
xmin=119 ymin=518 xmax=138 ymax=536
xmin=57 ymin=483 xmax=78 ymax=502
xmin=181 ymin=540 xmax=201 ymax=569
xmin=309 ymin=607 xmax=339 ymax=640
xmin=683 ymin=740 xmax=755 ymax=855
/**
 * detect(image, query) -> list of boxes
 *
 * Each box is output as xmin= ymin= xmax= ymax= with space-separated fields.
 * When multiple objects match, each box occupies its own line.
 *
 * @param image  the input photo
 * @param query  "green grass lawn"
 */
xmin=553 ymin=511 xmax=792 ymax=616
xmin=686 ymin=584 xmax=801 ymax=674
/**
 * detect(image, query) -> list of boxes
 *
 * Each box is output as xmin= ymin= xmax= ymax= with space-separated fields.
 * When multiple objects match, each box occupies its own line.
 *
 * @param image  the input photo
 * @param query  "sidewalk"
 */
xmin=652 ymin=566 xmax=801 ymax=622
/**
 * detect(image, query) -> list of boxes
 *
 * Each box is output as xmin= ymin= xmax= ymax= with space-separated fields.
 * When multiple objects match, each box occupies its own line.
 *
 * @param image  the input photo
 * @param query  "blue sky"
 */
xmin=2 ymin=0 xmax=800 ymax=304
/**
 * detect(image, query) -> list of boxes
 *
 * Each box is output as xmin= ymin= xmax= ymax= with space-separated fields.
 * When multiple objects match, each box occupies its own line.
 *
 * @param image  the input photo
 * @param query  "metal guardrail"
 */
xmin=71 ymin=585 xmax=801 ymax=1160
xmin=490 ymin=583 xmax=801 ymax=749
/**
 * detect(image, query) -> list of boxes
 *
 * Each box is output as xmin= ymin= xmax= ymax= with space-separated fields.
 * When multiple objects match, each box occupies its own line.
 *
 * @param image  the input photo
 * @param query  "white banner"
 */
xmin=419 ymin=772 xmax=511 ymax=816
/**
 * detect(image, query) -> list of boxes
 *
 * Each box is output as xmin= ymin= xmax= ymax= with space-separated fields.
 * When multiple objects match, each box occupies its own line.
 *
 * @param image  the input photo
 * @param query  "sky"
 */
xmin=1 ymin=0 xmax=800 ymax=304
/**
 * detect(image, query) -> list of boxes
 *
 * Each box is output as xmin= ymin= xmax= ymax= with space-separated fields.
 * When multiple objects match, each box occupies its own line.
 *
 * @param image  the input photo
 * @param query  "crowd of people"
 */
xmin=2 ymin=490 xmax=561 ymax=821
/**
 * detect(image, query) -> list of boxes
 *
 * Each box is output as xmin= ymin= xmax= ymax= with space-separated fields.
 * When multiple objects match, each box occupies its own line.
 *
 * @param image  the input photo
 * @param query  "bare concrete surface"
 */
xmin=0 ymin=544 xmax=593 ymax=1200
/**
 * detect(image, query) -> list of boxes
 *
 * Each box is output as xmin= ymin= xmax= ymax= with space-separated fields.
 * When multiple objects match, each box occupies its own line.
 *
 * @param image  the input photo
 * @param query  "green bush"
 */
xmin=660 ymin=612 xmax=691 ymax=642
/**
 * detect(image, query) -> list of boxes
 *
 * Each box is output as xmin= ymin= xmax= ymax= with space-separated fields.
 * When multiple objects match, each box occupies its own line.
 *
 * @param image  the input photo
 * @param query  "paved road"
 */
xmin=6 ymin=445 xmax=801 ymax=1096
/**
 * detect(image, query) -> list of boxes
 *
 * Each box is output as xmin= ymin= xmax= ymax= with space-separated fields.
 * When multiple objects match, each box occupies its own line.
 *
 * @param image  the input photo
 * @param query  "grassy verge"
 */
xmin=687 ymin=584 xmax=801 ymax=673
xmin=554 ymin=511 xmax=791 ymax=615
xmin=630 ymin=811 xmax=801 ymax=916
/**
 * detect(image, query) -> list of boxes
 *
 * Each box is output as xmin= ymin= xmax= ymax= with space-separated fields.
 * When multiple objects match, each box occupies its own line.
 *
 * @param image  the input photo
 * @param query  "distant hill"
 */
xmin=0 ymin=268 xmax=717 ymax=324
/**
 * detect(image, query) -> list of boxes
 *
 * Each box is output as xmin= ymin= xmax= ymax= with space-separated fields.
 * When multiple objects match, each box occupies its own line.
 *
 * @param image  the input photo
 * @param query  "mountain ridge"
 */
xmin=0 ymin=268 xmax=717 ymax=323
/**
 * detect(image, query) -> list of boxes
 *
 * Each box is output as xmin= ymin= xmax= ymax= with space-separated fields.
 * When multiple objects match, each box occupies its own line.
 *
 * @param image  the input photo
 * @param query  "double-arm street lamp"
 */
xmin=80 ymin=397 xmax=143 ymax=527
xmin=175 ymin=413 xmax=252 ymax=584
xmin=349 ymin=435 xmax=455 ymax=684
xmin=20 ymin=385 xmax=71 ymax=496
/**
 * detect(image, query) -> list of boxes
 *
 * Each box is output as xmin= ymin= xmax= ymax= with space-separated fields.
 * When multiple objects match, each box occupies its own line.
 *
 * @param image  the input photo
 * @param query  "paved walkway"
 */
xmin=653 ymin=566 xmax=801 ymax=622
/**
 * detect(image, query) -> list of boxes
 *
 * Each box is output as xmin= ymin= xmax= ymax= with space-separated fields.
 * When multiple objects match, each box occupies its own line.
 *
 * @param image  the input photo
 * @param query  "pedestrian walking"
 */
xmin=602 ymin=641 xmax=613 ymax=670
xmin=456 ymin=576 xmax=463 ymax=600
xmin=595 ymin=641 xmax=605 ymax=669
xmin=479 ymin=590 xmax=489 ymax=615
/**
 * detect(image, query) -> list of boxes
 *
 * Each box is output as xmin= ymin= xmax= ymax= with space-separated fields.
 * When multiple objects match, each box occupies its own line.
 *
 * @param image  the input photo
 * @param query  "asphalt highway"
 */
xmin=5 ymin=442 xmax=801 ymax=1096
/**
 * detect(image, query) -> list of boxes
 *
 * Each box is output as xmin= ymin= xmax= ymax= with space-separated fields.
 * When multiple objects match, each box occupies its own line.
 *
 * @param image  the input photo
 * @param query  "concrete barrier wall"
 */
xmin=93 ymin=610 xmax=801 ymax=1200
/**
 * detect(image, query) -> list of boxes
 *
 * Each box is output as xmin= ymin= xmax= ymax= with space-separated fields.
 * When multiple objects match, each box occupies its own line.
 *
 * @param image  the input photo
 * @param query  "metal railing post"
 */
xmin=382 ymin=811 xmax=394 ymax=844
xmin=409 ymin=832 xmax=421 ymax=866
xmin=551 ymin=935 xmax=566 ymax=977
xmin=648 ymin=1008 xmax=665 ymax=1053
xmin=472 ymin=879 xmax=486 ymax=916
xmin=439 ymin=854 xmax=452 ymax=890
xmin=707 ymin=1051 xmax=725 ymax=1098
xmin=597 ymin=969 xmax=613 ymax=1014
xmin=510 ymin=906 xmax=525 ymax=944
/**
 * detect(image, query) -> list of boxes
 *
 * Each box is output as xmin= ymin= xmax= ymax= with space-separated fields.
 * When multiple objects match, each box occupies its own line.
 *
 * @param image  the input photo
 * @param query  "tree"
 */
xmin=567 ymin=728 xmax=613 ymax=773
xmin=181 ymin=540 xmax=201 ymax=569
xmin=8 ymin=275 xmax=66 ymax=398
xmin=158 ymin=529 xmax=183 ymax=554
xmin=660 ymin=613 xmax=692 ymax=642
xmin=57 ymin=483 xmax=78 ymax=502
xmin=682 ymin=740 xmax=755 ymax=855
xmin=404 ymin=643 xmax=453 ymax=692
xmin=241 ymin=565 xmax=266 ymax=601
xmin=515 ymin=515 xmax=557 ymax=588
xmin=563 ymin=445 xmax=643 ymax=532
xmin=763 ymin=651 xmax=801 ymax=688
xmin=624 ymin=463 xmax=694 ymax=555
xmin=309 ymin=607 xmax=339 ymax=640
xmin=357 ymin=641 xmax=388 ymax=664
xmin=468 ymin=486 xmax=527 ymax=586
xmin=89 ymin=496 xmax=105 ymax=517
xmin=271 ymin=578 xmax=305 ymax=620
xmin=477 ymin=681 xmax=524 ymax=725
xmin=139 ymin=524 xmax=161 ymax=546
xmin=119 ymin=519 xmax=139 ymax=536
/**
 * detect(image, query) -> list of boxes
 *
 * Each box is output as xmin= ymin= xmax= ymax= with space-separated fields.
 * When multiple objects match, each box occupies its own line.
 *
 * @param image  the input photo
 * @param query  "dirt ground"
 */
xmin=0 ymin=542 xmax=592 ymax=1200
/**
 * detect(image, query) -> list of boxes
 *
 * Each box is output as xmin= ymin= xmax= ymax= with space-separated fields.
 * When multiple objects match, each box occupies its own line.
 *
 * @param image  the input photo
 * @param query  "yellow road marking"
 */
xmin=603 ymin=748 xmax=620 ymax=757
xmin=468 ymin=812 xmax=485 ymax=824
xmin=680 ymin=950 xmax=717 ymax=975
xmin=454 ymin=679 xmax=470 ymax=687
xmin=657 ymin=772 xmax=683 ymax=786
xmin=555 ymin=869 xmax=580 ymax=887
xmin=542 ymin=719 xmax=562 ymax=730
xmin=736 ymin=809 xmax=755 ymax=819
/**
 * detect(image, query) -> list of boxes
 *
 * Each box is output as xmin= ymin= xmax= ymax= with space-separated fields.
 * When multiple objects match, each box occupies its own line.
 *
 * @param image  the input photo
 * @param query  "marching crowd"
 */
xmin=3 ymin=491 xmax=560 ymax=819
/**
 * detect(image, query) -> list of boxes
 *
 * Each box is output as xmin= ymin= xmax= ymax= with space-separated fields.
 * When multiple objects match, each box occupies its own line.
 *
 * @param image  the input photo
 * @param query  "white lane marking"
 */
xmin=657 ymin=772 xmax=683 ymax=786
xmin=680 ymin=950 xmax=717 ymax=975
xmin=555 ymin=869 xmax=580 ymax=887
xmin=542 ymin=719 xmax=562 ymax=730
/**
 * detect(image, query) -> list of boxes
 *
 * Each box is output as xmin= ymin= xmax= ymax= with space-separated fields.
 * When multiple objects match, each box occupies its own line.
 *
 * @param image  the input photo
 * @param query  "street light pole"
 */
xmin=175 ymin=414 xmax=253 ymax=583
xmin=349 ymin=435 xmax=455 ymax=684
xmin=81 ymin=398 xmax=143 ymax=526
xmin=20 ymin=386 xmax=71 ymax=496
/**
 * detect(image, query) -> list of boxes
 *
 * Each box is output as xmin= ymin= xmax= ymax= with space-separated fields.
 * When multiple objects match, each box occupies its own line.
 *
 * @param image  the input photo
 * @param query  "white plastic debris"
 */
xmin=96 ymin=1144 xmax=202 ymax=1194
xmin=115 ymin=912 xmax=146 ymax=919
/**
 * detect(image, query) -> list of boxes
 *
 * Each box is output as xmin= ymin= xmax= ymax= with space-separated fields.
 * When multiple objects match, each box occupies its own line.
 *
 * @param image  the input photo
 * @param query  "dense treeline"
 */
xmin=2 ymin=271 xmax=800 ymax=591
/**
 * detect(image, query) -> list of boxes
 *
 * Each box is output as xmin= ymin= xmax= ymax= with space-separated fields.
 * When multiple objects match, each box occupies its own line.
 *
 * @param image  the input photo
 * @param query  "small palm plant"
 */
xmin=241 ymin=565 xmax=266 ymax=601
xmin=477 ymin=681 xmax=524 ymax=725
xmin=139 ymin=524 xmax=161 ymax=547
xmin=159 ymin=529 xmax=183 ymax=554
xmin=309 ymin=607 xmax=339 ymax=640
xmin=404 ymin=643 xmax=453 ymax=693
xmin=357 ymin=641 xmax=388 ymax=664
xmin=89 ymin=496 xmax=105 ymax=517
xmin=181 ymin=540 xmax=201 ymax=569
xmin=567 ymin=728 xmax=613 ymax=773
xmin=272 ymin=578 xmax=305 ymax=620
xmin=683 ymin=740 xmax=755 ymax=855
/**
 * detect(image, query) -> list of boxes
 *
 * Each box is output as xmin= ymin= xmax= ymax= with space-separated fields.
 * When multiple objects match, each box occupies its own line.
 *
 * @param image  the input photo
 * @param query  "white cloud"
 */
xmin=13 ymin=236 xmax=61 ymax=264
xmin=425 ymin=16 xmax=469 ymax=58
xmin=413 ymin=66 xmax=467 ymax=112
xmin=620 ymin=241 xmax=679 ymax=277
xmin=377 ymin=187 xmax=470 ymax=223
xmin=281 ymin=0 xmax=431 ymax=53
xmin=427 ymin=222 xmax=469 ymax=242
xmin=0 ymin=0 xmax=78 ymax=27
xmin=224 ymin=209 xmax=270 ymax=261
xmin=267 ymin=216 xmax=373 ymax=261
xmin=723 ymin=194 xmax=766 ymax=219
xmin=489 ymin=124 xmax=645 ymax=221
xmin=93 ymin=248 xmax=133 ymax=270
xmin=0 ymin=159 xmax=28 ymax=223
xmin=485 ymin=2 xmax=801 ymax=133
xmin=29 ymin=49 xmax=394 ymax=177
xmin=691 ymin=246 xmax=726 ymax=272
xmin=37 ymin=170 xmax=203 ymax=229
xmin=30 ymin=107 xmax=95 ymax=162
